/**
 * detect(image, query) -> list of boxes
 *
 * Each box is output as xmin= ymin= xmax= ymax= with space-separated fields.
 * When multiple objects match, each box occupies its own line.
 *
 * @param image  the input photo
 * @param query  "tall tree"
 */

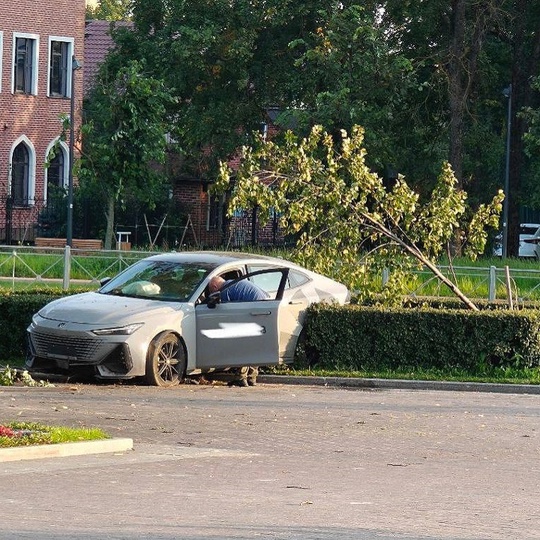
xmin=110 ymin=0 xmax=346 ymax=178
xmin=107 ymin=0 xmax=523 ymax=256
xmin=79 ymin=60 xmax=174 ymax=248
xmin=282 ymin=3 xmax=423 ymax=174
xmin=86 ymin=0 xmax=132 ymax=21
xmin=506 ymin=1 xmax=540 ymax=256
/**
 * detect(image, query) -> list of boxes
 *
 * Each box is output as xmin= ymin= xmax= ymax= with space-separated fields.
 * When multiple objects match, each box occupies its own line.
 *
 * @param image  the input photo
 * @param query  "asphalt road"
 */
xmin=1 ymin=380 xmax=539 ymax=540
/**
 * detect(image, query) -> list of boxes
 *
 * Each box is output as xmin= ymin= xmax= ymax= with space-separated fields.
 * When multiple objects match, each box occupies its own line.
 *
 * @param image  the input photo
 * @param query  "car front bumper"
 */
xmin=26 ymin=322 xmax=137 ymax=379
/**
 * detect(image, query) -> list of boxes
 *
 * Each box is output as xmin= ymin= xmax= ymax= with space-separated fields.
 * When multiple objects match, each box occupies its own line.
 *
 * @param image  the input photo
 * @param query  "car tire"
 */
xmin=146 ymin=332 xmax=186 ymax=387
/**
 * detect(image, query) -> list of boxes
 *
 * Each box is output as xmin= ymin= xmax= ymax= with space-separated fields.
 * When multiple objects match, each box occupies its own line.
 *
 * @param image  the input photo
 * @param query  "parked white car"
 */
xmin=521 ymin=226 xmax=540 ymax=260
xmin=26 ymin=251 xmax=349 ymax=386
xmin=493 ymin=223 xmax=540 ymax=257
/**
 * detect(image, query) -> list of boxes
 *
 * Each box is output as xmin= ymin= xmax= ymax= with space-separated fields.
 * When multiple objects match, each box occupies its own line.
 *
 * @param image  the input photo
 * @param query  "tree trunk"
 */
xmin=447 ymin=0 xmax=466 ymax=188
xmin=362 ymin=213 xmax=480 ymax=311
xmin=104 ymin=196 xmax=115 ymax=250
xmin=446 ymin=0 xmax=491 ymax=256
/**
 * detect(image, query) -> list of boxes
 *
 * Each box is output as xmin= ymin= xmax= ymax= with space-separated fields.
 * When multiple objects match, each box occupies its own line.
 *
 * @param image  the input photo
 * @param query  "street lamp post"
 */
xmin=66 ymin=56 xmax=82 ymax=247
xmin=502 ymin=84 xmax=512 ymax=258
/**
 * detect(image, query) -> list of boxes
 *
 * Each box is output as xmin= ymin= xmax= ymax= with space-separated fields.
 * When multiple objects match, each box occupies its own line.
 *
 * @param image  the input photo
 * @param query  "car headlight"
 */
xmin=92 ymin=323 xmax=144 ymax=336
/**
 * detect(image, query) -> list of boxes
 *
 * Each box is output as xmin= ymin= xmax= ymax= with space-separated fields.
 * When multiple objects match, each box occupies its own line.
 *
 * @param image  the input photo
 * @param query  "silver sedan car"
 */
xmin=26 ymin=251 xmax=349 ymax=386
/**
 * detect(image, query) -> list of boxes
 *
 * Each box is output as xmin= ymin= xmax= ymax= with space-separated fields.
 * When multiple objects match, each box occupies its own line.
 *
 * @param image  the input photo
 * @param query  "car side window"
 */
xmin=288 ymin=270 xmax=310 ymax=288
xmin=247 ymin=272 xmax=282 ymax=295
xmin=246 ymin=266 xmax=310 ymax=293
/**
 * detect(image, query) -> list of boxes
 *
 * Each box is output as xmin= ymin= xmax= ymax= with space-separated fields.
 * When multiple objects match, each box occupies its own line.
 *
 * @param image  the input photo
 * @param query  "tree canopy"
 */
xmin=85 ymin=0 xmax=540 ymax=255
xmin=79 ymin=60 xmax=174 ymax=248
xmin=86 ymin=0 xmax=132 ymax=21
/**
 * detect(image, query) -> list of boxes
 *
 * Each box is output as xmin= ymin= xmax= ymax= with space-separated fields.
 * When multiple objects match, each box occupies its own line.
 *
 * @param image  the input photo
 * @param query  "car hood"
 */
xmin=38 ymin=292 xmax=185 ymax=325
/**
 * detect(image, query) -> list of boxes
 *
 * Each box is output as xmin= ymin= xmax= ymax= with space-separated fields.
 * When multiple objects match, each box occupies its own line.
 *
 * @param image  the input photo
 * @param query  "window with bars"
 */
xmin=12 ymin=143 xmax=30 ymax=206
xmin=207 ymin=195 xmax=224 ymax=230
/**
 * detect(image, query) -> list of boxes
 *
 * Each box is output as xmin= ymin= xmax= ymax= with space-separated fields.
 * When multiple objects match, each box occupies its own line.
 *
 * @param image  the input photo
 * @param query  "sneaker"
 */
xmin=247 ymin=379 xmax=257 ymax=386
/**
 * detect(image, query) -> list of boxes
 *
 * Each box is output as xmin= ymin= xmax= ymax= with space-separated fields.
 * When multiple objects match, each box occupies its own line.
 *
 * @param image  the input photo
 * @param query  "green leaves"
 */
xmin=216 ymin=125 xmax=502 ymax=309
xmin=80 ymin=59 xmax=175 ymax=247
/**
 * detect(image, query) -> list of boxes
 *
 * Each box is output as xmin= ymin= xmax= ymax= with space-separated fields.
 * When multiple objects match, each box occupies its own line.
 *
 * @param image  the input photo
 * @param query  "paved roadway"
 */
xmin=1 ymin=381 xmax=539 ymax=540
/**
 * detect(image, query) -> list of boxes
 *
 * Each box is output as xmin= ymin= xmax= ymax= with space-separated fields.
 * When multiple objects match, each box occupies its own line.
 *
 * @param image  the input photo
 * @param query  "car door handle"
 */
xmin=288 ymin=301 xmax=304 ymax=305
xmin=250 ymin=311 xmax=272 ymax=316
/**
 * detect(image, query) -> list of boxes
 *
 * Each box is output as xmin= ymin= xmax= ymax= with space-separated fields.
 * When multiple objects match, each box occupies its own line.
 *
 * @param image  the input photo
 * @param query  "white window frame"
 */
xmin=0 ymin=32 xmax=4 ymax=93
xmin=47 ymin=36 xmax=74 ymax=98
xmin=12 ymin=32 xmax=40 ymax=95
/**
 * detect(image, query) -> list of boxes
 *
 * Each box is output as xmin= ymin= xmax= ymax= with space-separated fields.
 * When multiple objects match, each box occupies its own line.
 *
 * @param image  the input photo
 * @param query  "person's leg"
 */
xmin=247 ymin=366 xmax=259 ymax=386
xmin=228 ymin=366 xmax=249 ymax=387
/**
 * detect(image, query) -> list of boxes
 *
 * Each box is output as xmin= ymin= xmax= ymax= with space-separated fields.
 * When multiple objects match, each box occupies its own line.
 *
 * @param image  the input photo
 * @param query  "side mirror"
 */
xmin=206 ymin=291 xmax=222 ymax=309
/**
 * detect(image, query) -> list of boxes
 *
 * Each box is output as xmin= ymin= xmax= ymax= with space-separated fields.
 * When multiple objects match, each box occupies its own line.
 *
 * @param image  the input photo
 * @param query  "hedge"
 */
xmin=304 ymin=303 xmax=540 ymax=371
xmin=0 ymin=291 xmax=68 ymax=359
xmin=3 ymin=291 xmax=540 ymax=374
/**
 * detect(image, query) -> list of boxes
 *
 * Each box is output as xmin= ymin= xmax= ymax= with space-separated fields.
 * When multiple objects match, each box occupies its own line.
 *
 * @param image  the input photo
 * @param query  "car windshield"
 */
xmin=99 ymin=260 xmax=215 ymax=301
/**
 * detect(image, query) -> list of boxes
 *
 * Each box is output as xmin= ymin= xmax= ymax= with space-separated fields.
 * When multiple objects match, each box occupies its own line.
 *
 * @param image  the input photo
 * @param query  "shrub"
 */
xmin=0 ymin=291 xmax=66 ymax=358
xmin=304 ymin=303 xmax=540 ymax=372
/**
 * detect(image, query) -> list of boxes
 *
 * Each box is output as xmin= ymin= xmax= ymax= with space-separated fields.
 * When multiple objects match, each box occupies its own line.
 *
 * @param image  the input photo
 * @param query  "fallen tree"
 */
xmin=216 ymin=125 xmax=504 ymax=310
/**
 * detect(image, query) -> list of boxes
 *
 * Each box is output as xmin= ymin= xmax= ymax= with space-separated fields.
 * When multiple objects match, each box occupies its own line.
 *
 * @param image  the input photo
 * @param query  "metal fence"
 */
xmin=0 ymin=245 xmax=152 ymax=291
xmin=387 ymin=264 xmax=540 ymax=304
xmin=0 ymin=244 xmax=539 ymax=305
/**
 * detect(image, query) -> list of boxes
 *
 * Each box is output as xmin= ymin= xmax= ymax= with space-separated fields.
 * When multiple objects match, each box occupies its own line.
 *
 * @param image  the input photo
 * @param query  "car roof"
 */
xmin=144 ymin=250 xmax=297 ymax=268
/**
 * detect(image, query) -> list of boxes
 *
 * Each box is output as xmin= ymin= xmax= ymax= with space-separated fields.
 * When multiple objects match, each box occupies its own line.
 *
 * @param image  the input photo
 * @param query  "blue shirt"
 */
xmin=221 ymin=279 xmax=269 ymax=302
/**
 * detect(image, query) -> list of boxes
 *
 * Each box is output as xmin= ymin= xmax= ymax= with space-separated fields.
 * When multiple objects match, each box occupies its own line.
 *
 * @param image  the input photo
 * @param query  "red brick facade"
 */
xmin=172 ymin=122 xmax=285 ymax=248
xmin=0 ymin=0 xmax=86 ymax=242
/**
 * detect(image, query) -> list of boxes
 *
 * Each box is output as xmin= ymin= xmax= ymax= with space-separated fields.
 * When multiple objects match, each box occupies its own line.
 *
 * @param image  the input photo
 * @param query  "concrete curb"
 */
xmin=0 ymin=437 xmax=133 ymax=463
xmin=258 ymin=374 xmax=540 ymax=394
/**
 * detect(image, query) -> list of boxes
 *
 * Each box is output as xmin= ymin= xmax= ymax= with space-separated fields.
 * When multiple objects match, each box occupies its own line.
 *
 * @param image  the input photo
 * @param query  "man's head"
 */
xmin=208 ymin=276 xmax=226 ymax=294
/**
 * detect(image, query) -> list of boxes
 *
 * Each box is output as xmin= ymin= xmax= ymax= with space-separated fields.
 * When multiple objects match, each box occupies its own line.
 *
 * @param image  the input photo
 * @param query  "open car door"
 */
xmin=195 ymin=268 xmax=289 ymax=369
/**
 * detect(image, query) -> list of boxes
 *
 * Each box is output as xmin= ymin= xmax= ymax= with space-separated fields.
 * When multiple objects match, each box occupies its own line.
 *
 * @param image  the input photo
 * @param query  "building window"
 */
xmin=45 ymin=141 xmax=68 ymax=202
xmin=0 ymin=32 xmax=4 ymax=93
xmin=48 ymin=152 xmax=66 ymax=191
xmin=14 ymin=36 xmax=37 ymax=94
xmin=49 ymin=41 xmax=69 ymax=97
xmin=12 ymin=143 xmax=31 ymax=206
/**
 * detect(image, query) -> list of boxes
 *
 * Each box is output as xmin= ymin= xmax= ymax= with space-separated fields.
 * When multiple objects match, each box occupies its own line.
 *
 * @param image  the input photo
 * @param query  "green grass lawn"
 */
xmin=0 ymin=422 xmax=109 ymax=448
xmin=1 ymin=249 xmax=539 ymax=299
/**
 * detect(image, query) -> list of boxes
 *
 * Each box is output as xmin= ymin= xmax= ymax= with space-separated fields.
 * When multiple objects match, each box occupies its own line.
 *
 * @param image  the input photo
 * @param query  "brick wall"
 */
xmin=172 ymin=120 xmax=287 ymax=248
xmin=0 ymin=0 xmax=86 ymax=242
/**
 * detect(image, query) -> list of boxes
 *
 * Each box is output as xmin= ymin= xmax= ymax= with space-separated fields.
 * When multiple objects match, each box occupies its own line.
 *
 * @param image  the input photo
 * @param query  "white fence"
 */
xmin=0 ymin=245 xmax=153 ymax=291
xmin=384 ymin=264 xmax=540 ymax=303
xmin=1 ymin=245 xmax=540 ymax=303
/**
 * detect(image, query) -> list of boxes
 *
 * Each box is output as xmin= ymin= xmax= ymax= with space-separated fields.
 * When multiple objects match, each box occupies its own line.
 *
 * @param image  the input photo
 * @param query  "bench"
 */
xmin=35 ymin=237 xmax=103 ymax=250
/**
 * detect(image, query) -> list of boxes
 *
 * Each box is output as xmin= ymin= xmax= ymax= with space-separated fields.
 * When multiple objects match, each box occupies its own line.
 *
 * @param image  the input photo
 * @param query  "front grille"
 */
xmin=30 ymin=329 xmax=106 ymax=363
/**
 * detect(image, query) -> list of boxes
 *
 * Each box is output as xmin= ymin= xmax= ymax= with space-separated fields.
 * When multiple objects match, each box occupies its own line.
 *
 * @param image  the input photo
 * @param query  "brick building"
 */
xmin=0 ymin=0 xmax=86 ymax=243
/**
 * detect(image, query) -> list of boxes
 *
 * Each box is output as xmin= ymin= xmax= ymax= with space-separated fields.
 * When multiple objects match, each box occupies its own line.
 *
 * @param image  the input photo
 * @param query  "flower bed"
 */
xmin=0 ymin=422 xmax=108 ymax=448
